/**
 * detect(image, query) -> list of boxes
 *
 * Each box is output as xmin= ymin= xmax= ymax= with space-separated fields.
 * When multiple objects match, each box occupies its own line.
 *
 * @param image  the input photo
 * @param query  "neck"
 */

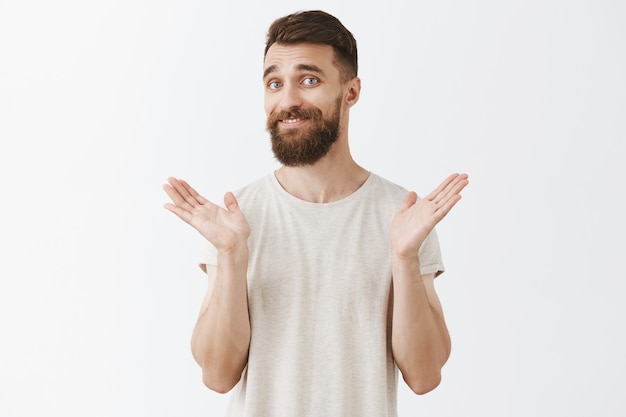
xmin=275 ymin=151 xmax=369 ymax=203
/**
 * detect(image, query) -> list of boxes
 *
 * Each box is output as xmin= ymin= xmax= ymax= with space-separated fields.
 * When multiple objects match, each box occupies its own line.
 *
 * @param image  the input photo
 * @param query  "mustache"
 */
xmin=267 ymin=107 xmax=323 ymax=129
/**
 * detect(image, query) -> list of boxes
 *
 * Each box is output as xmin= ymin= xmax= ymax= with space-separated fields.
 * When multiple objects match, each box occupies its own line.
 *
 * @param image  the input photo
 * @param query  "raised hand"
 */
xmin=163 ymin=177 xmax=250 ymax=254
xmin=389 ymin=173 xmax=468 ymax=259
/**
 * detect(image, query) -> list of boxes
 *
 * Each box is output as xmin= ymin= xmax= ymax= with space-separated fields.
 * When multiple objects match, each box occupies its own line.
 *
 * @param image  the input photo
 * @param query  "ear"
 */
xmin=344 ymin=77 xmax=361 ymax=107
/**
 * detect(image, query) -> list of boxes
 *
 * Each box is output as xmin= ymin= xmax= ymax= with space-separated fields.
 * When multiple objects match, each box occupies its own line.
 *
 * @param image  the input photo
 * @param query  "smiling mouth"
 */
xmin=280 ymin=117 xmax=307 ymax=126
xmin=270 ymin=108 xmax=319 ymax=130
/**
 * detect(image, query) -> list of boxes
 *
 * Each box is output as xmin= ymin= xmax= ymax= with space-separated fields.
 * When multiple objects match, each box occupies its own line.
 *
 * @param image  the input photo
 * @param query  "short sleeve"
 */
xmin=418 ymin=228 xmax=445 ymax=277
xmin=198 ymin=241 xmax=218 ymax=274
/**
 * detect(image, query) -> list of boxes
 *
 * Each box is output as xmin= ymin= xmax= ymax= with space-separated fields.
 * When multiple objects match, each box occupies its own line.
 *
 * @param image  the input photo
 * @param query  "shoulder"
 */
xmin=366 ymin=173 xmax=409 ymax=203
xmin=230 ymin=173 xmax=286 ymax=217
xmin=368 ymin=173 xmax=407 ymax=193
xmin=232 ymin=174 xmax=274 ymax=200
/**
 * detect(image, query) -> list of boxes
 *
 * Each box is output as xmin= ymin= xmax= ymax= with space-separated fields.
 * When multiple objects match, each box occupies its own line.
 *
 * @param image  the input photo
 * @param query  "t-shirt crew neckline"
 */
xmin=269 ymin=170 xmax=374 ymax=208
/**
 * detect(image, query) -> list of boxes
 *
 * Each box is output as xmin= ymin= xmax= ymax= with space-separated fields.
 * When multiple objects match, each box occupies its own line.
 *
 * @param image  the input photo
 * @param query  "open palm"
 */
xmin=163 ymin=177 xmax=250 ymax=253
xmin=390 ymin=173 xmax=468 ymax=259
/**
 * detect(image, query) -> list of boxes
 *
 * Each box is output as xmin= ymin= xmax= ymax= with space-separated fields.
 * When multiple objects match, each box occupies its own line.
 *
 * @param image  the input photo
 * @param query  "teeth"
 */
xmin=282 ymin=118 xmax=301 ymax=124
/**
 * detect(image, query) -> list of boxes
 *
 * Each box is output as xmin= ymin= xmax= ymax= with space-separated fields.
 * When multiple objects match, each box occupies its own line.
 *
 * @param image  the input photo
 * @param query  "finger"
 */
xmin=441 ymin=175 xmax=469 ymax=204
xmin=169 ymin=177 xmax=199 ymax=205
xmin=434 ymin=193 xmax=463 ymax=220
xmin=166 ymin=177 xmax=202 ymax=210
xmin=434 ymin=176 xmax=468 ymax=217
xmin=178 ymin=178 xmax=209 ymax=206
xmin=163 ymin=201 xmax=195 ymax=225
xmin=432 ymin=174 xmax=468 ymax=206
xmin=163 ymin=181 xmax=191 ymax=210
xmin=223 ymin=192 xmax=240 ymax=212
xmin=425 ymin=173 xmax=459 ymax=202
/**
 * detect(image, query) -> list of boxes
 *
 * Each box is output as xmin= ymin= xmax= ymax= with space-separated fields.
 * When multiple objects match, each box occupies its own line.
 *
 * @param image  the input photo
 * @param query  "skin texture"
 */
xmin=163 ymin=179 xmax=250 ymax=393
xmin=163 ymin=41 xmax=469 ymax=395
xmin=389 ymin=173 xmax=468 ymax=393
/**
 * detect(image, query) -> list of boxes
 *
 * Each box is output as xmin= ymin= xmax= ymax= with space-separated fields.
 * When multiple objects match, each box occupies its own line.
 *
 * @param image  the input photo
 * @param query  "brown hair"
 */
xmin=264 ymin=10 xmax=358 ymax=82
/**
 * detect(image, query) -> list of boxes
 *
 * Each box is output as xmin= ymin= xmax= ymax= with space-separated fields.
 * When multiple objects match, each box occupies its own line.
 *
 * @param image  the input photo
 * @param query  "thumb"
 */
xmin=399 ymin=191 xmax=418 ymax=212
xmin=223 ymin=192 xmax=240 ymax=212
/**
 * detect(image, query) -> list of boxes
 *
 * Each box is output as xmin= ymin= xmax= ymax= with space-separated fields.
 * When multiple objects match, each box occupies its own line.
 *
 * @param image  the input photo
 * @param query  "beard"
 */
xmin=266 ymin=97 xmax=342 ymax=167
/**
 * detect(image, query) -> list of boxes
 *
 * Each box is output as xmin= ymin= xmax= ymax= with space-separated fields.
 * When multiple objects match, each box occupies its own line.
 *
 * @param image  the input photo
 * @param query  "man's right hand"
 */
xmin=163 ymin=177 xmax=250 ymax=254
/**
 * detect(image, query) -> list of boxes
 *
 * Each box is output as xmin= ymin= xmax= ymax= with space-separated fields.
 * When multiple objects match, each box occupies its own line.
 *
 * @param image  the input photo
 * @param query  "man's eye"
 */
xmin=303 ymin=78 xmax=319 ymax=86
xmin=268 ymin=81 xmax=282 ymax=89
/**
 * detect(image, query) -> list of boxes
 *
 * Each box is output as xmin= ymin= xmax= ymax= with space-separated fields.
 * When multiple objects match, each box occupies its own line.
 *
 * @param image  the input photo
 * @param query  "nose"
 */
xmin=277 ymin=82 xmax=303 ymax=112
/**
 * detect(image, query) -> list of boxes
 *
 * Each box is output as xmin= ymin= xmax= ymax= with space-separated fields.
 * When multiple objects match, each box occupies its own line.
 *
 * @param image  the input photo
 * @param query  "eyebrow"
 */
xmin=263 ymin=63 xmax=326 ymax=79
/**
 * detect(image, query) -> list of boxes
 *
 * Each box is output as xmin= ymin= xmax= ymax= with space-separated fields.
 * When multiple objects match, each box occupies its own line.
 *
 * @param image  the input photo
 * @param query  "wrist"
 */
xmin=217 ymin=244 xmax=249 ymax=265
xmin=391 ymin=251 xmax=421 ymax=278
xmin=390 ymin=246 xmax=420 ymax=263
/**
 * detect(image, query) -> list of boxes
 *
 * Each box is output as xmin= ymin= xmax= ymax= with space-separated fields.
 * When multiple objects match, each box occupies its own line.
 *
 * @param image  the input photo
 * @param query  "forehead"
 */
xmin=263 ymin=43 xmax=338 ymax=77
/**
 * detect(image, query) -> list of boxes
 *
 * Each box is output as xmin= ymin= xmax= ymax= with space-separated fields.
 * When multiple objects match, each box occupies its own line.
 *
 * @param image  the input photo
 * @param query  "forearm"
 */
xmin=191 ymin=248 xmax=251 ymax=393
xmin=391 ymin=255 xmax=451 ymax=394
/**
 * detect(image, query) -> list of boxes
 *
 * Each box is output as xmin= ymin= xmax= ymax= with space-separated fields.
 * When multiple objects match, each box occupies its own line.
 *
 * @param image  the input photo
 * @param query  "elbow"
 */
xmin=399 ymin=342 xmax=450 ymax=395
xmin=201 ymin=368 xmax=240 ymax=394
xmin=395 ymin=348 xmax=448 ymax=395
xmin=401 ymin=364 xmax=441 ymax=395
xmin=196 ymin=353 xmax=245 ymax=394
xmin=403 ymin=370 xmax=442 ymax=395
xmin=192 ymin=342 xmax=248 ymax=394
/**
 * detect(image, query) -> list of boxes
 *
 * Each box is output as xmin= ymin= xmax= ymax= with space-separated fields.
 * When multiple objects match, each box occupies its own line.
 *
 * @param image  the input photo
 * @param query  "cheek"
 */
xmin=264 ymin=95 xmax=276 ymax=116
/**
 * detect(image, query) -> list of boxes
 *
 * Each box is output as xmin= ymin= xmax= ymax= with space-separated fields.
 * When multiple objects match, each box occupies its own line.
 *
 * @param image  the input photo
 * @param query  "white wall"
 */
xmin=1 ymin=1 xmax=624 ymax=416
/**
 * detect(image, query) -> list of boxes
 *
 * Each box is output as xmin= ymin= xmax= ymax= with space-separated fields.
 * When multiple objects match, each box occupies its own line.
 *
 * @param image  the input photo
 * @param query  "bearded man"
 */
xmin=164 ymin=10 xmax=468 ymax=417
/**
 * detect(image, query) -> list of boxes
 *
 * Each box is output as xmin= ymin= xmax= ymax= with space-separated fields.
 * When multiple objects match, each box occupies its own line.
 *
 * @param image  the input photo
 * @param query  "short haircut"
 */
xmin=264 ymin=10 xmax=358 ymax=82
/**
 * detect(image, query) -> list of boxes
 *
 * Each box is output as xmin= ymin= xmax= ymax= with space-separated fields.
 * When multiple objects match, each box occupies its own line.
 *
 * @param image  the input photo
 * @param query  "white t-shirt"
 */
xmin=200 ymin=172 xmax=444 ymax=417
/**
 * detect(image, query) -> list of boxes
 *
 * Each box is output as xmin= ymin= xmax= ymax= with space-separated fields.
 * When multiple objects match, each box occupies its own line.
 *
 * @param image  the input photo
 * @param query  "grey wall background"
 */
xmin=1 ymin=0 xmax=624 ymax=416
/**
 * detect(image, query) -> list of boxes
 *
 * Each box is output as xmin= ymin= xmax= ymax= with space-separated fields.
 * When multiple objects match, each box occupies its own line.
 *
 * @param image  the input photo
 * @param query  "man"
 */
xmin=163 ymin=10 xmax=468 ymax=417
